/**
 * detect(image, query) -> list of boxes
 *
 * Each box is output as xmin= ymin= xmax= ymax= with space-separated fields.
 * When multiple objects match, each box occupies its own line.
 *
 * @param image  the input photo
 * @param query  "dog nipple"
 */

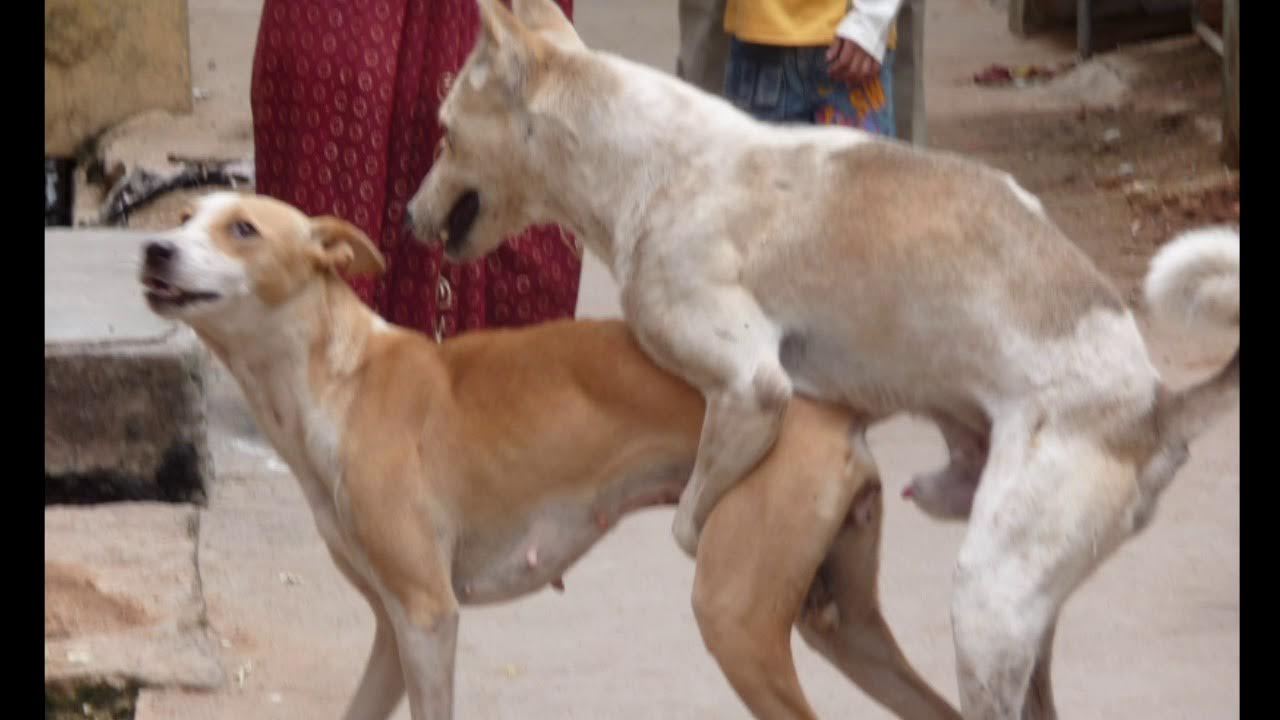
xmin=551 ymin=577 xmax=565 ymax=593
xmin=526 ymin=546 xmax=539 ymax=569
xmin=594 ymin=510 xmax=611 ymax=530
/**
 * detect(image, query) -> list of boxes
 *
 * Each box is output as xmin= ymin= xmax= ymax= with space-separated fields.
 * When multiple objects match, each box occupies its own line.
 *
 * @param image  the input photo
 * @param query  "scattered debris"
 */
xmin=973 ymin=62 xmax=1074 ymax=88
xmin=503 ymin=664 xmax=521 ymax=678
xmin=1102 ymin=127 xmax=1122 ymax=144
xmin=1123 ymin=169 xmax=1239 ymax=259
xmin=1096 ymin=163 xmax=1137 ymax=188
xmin=45 ymin=680 xmax=139 ymax=720
xmin=277 ymin=572 xmax=303 ymax=586
xmin=193 ymin=87 xmax=210 ymax=102
xmin=99 ymin=156 xmax=254 ymax=227
xmin=46 ymin=158 xmax=75 ymax=226
xmin=268 ymin=692 xmax=283 ymax=704
xmin=235 ymin=660 xmax=254 ymax=689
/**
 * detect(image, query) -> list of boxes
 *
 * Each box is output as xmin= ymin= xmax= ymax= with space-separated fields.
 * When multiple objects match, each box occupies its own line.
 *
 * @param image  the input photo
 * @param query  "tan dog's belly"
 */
xmin=449 ymin=463 xmax=689 ymax=603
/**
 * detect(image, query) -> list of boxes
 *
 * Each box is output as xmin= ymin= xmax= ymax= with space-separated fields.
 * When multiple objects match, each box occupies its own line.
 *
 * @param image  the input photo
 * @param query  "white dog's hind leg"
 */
xmin=951 ymin=415 xmax=1136 ymax=719
xmin=629 ymin=284 xmax=791 ymax=557
xmin=1020 ymin=618 xmax=1058 ymax=720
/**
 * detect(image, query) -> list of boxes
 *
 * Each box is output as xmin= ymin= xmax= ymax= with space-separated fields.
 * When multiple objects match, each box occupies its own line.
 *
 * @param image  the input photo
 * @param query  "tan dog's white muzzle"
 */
xmin=404 ymin=202 xmax=444 ymax=249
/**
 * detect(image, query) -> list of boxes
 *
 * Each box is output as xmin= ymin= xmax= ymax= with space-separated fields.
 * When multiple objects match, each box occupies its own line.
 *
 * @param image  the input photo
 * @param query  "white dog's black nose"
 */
xmin=144 ymin=240 xmax=176 ymax=267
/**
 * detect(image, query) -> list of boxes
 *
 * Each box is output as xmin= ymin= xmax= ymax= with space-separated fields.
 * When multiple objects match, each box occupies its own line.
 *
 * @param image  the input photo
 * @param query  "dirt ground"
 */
xmin=55 ymin=0 xmax=1239 ymax=718
xmin=931 ymin=34 xmax=1237 ymax=301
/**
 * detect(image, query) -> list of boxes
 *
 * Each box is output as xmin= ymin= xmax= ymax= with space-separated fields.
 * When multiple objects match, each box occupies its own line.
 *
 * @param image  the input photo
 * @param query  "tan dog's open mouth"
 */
xmin=444 ymin=190 xmax=479 ymax=253
xmin=141 ymin=275 xmax=221 ymax=309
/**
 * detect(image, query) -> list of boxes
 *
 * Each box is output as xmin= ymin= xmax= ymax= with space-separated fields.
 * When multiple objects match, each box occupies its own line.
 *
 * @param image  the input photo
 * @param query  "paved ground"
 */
xmin=49 ymin=0 xmax=1239 ymax=718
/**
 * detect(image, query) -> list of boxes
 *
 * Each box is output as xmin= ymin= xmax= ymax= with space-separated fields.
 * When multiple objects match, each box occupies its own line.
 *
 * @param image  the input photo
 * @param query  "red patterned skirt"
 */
xmin=251 ymin=0 xmax=580 ymax=339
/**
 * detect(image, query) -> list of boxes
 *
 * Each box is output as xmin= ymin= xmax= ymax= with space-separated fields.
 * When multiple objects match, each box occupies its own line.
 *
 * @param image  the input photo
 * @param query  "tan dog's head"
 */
xmin=138 ymin=192 xmax=384 ymax=332
xmin=406 ymin=0 xmax=586 ymax=262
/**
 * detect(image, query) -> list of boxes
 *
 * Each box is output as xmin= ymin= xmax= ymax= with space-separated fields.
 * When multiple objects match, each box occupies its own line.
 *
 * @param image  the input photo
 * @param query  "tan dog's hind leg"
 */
xmin=692 ymin=400 xmax=857 ymax=720
xmin=797 ymin=438 xmax=962 ymax=720
xmin=329 ymin=549 xmax=407 ymax=720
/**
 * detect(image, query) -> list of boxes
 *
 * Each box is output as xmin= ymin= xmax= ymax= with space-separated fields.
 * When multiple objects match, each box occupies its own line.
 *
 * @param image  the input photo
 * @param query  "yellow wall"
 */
xmin=45 ymin=1 xmax=192 ymax=156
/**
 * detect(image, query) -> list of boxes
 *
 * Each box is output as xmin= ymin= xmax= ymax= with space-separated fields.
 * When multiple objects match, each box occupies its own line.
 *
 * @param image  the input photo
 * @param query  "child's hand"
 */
xmin=825 ymin=37 xmax=881 ymax=86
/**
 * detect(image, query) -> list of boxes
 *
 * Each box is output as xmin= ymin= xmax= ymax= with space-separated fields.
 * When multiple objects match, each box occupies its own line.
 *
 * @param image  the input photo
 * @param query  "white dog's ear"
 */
xmin=475 ymin=0 xmax=548 ymax=97
xmin=511 ymin=0 xmax=584 ymax=50
xmin=310 ymin=216 xmax=386 ymax=277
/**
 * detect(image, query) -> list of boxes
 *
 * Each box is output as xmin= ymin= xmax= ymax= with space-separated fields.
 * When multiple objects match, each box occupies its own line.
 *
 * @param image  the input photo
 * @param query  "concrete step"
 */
xmin=45 ymin=228 xmax=213 ymax=504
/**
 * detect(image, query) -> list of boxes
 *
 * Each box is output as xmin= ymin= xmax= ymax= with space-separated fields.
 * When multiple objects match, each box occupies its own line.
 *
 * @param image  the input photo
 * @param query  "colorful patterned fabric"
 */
xmin=725 ymin=38 xmax=896 ymax=135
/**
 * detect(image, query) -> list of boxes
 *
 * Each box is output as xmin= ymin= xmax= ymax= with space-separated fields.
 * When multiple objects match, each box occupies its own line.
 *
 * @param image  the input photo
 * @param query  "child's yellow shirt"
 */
xmin=724 ymin=0 xmax=897 ymax=54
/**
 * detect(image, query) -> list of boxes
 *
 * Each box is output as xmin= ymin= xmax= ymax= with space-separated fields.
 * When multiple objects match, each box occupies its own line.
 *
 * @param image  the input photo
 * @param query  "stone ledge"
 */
xmin=45 ymin=229 xmax=213 ymax=504
xmin=45 ymin=504 xmax=226 ymax=692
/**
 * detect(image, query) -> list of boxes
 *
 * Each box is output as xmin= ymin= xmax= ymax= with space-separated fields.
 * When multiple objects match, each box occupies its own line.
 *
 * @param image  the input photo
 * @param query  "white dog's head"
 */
xmin=406 ymin=0 xmax=587 ymax=262
xmin=138 ymin=192 xmax=384 ymax=333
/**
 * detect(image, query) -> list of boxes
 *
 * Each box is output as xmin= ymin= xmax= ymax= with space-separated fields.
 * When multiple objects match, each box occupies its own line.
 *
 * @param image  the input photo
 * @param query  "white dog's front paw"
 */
xmin=672 ymin=511 xmax=700 ymax=558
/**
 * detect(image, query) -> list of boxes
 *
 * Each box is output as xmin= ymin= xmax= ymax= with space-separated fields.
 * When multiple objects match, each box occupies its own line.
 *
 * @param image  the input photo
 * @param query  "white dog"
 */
xmin=406 ymin=1 xmax=1240 ymax=716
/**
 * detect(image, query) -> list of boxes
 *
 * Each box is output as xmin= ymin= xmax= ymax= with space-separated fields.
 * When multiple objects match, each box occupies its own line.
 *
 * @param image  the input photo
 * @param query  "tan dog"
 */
xmin=405 ymin=1 xmax=1241 ymax=717
xmin=137 ymin=192 xmax=959 ymax=720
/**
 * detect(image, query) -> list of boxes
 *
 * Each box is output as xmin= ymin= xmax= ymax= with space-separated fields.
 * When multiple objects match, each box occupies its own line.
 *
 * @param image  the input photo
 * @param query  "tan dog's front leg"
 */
xmin=692 ymin=400 xmax=860 ymax=720
xmin=351 ymin=476 xmax=460 ymax=720
xmin=629 ymin=284 xmax=791 ymax=557
xmin=329 ymin=549 xmax=406 ymax=720
xmin=386 ymin=603 xmax=459 ymax=720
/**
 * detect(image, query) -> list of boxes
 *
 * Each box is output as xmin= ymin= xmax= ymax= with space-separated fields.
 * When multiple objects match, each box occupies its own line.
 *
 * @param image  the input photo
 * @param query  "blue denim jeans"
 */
xmin=724 ymin=37 xmax=896 ymax=137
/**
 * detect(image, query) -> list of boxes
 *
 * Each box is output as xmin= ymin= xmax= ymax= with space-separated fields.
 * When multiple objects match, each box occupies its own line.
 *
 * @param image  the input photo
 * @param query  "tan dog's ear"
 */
xmin=475 ymin=0 xmax=548 ymax=97
xmin=310 ymin=216 xmax=386 ymax=277
xmin=512 ymin=0 xmax=583 ymax=50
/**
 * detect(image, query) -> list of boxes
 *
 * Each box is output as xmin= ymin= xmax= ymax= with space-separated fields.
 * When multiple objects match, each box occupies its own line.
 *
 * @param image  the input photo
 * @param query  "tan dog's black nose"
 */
xmin=144 ymin=240 xmax=176 ymax=267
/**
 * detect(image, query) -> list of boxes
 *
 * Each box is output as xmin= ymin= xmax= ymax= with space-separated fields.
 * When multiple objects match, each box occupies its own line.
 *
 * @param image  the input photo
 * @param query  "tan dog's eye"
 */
xmin=230 ymin=221 xmax=258 ymax=239
xmin=178 ymin=209 xmax=193 ymax=224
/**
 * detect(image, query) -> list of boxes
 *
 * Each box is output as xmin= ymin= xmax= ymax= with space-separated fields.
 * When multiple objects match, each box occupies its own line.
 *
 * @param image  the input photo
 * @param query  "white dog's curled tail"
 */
xmin=1145 ymin=225 xmax=1239 ymax=338
xmin=1144 ymin=225 xmax=1240 ymax=444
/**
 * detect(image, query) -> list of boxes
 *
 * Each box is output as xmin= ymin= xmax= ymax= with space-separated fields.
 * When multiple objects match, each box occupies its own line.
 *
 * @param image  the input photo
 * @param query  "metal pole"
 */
xmin=1222 ymin=0 xmax=1239 ymax=168
xmin=1078 ymin=0 xmax=1093 ymax=59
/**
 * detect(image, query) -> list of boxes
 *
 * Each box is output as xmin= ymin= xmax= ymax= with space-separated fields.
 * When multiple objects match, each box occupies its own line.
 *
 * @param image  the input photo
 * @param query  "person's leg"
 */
xmin=724 ymin=39 xmax=814 ymax=124
xmin=676 ymin=0 xmax=732 ymax=94
xmin=892 ymin=0 xmax=927 ymax=145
